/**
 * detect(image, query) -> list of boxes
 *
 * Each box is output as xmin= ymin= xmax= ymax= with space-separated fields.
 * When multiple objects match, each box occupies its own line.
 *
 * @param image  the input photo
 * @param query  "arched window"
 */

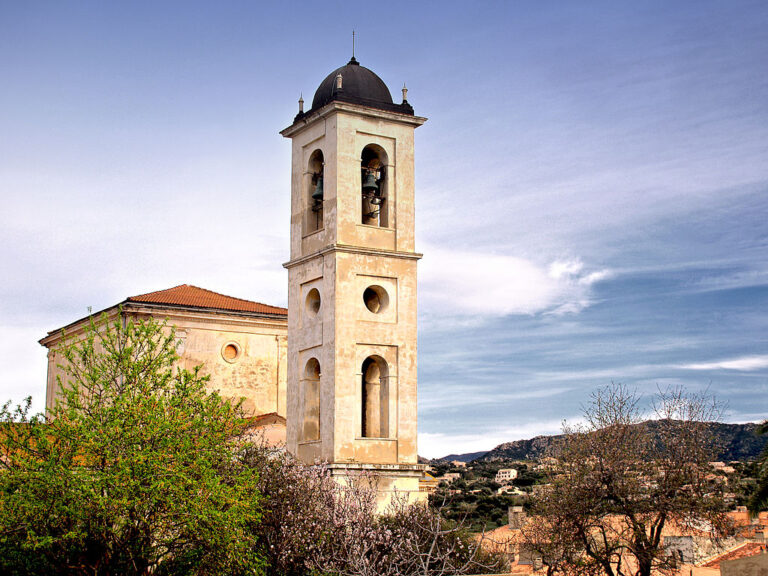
xmin=302 ymin=358 xmax=321 ymax=441
xmin=361 ymin=355 xmax=389 ymax=438
xmin=306 ymin=150 xmax=324 ymax=234
xmin=360 ymin=145 xmax=388 ymax=228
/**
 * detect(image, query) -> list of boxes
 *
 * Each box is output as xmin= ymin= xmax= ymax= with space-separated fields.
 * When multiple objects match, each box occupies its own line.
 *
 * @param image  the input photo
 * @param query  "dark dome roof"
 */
xmin=312 ymin=58 xmax=393 ymax=110
xmin=305 ymin=58 xmax=412 ymax=116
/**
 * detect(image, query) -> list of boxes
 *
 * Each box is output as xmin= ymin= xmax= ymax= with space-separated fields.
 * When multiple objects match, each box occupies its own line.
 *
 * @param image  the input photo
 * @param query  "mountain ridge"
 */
xmin=434 ymin=421 xmax=767 ymax=463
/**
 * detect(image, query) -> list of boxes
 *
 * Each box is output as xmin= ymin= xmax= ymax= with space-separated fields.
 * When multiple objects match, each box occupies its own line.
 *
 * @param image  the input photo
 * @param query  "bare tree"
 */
xmin=522 ymin=384 xmax=732 ymax=576
xmin=243 ymin=442 xmax=503 ymax=576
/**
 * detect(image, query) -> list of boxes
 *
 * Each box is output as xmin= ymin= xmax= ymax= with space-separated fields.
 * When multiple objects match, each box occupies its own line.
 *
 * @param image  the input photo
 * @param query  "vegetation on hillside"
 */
xmin=748 ymin=420 xmax=768 ymax=513
xmin=473 ymin=420 xmax=767 ymax=463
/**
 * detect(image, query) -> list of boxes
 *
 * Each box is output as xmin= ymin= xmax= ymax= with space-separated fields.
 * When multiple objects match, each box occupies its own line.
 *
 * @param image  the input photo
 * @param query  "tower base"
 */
xmin=327 ymin=462 xmax=427 ymax=512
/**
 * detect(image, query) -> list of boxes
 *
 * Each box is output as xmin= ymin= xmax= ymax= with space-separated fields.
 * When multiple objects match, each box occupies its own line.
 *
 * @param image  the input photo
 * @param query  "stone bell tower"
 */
xmin=281 ymin=56 xmax=426 ymax=503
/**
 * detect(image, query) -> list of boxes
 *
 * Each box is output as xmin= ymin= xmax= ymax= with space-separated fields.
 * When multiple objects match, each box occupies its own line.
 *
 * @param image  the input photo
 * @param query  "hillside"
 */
xmin=440 ymin=421 xmax=767 ymax=463
xmin=436 ymin=451 xmax=489 ymax=463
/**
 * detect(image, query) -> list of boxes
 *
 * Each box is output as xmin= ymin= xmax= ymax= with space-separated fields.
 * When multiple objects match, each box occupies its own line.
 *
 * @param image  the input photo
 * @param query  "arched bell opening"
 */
xmin=360 ymin=145 xmax=389 ymax=227
xmin=301 ymin=357 xmax=321 ymax=441
xmin=306 ymin=149 xmax=324 ymax=234
xmin=361 ymin=355 xmax=389 ymax=438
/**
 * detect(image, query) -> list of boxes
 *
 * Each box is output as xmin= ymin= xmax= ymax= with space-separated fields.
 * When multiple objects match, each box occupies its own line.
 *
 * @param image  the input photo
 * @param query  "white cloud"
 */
xmin=420 ymin=247 xmax=612 ymax=317
xmin=418 ymin=419 xmax=565 ymax=459
xmin=678 ymin=355 xmax=768 ymax=372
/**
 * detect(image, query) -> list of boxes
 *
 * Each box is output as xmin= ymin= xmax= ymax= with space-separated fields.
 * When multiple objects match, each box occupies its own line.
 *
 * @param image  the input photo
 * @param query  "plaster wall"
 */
xmin=284 ymin=102 xmax=424 ymax=473
xmin=42 ymin=306 xmax=287 ymax=418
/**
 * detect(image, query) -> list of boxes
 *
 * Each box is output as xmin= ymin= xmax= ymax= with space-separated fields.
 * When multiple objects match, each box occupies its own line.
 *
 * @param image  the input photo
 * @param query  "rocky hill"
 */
xmin=436 ymin=451 xmax=488 ymax=463
xmin=440 ymin=421 xmax=767 ymax=463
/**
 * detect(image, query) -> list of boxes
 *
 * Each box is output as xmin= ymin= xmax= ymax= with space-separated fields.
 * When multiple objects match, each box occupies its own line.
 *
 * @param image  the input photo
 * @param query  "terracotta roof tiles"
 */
xmin=701 ymin=542 xmax=766 ymax=568
xmin=127 ymin=284 xmax=287 ymax=316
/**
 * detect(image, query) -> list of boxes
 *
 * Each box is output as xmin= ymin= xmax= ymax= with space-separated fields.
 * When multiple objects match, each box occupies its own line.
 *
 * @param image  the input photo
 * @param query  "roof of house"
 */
xmin=245 ymin=412 xmax=287 ymax=428
xmin=701 ymin=542 xmax=767 ymax=569
xmin=127 ymin=284 xmax=287 ymax=316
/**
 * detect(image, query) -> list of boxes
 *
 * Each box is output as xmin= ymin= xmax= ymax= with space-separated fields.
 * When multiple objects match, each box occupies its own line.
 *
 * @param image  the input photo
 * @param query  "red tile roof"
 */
xmin=246 ymin=412 xmax=287 ymax=428
xmin=127 ymin=285 xmax=287 ymax=316
xmin=701 ymin=542 xmax=766 ymax=568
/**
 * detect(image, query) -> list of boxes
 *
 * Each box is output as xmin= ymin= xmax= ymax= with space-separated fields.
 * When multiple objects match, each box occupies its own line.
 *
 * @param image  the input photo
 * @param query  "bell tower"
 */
xmin=281 ymin=57 xmax=426 ymax=503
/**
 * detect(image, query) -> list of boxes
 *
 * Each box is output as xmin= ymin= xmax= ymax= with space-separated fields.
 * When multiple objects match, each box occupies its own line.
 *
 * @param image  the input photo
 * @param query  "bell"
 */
xmin=370 ymin=195 xmax=383 ymax=206
xmin=362 ymin=171 xmax=379 ymax=194
xmin=311 ymin=175 xmax=324 ymax=201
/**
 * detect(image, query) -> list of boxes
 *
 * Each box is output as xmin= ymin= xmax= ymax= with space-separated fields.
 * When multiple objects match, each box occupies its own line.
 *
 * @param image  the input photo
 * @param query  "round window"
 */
xmin=305 ymin=288 xmax=321 ymax=316
xmin=363 ymin=285 xmax=389 ymax=314
xmin=222 ymin=342 xmax=241 ymax=363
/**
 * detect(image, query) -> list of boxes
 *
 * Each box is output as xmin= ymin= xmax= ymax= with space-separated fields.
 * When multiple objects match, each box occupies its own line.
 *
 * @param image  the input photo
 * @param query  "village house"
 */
xmin=482 ymin=506 xmax=768 ymax=575
xmin=495 ymin=468 xmax=519 ymax=484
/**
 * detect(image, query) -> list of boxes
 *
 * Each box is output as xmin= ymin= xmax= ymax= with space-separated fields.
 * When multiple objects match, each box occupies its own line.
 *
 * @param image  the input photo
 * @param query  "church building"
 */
xmin=40 ymin=53 xmax=427 ymax=503
xmin=40 ymin=284 xmax=288 ymax=429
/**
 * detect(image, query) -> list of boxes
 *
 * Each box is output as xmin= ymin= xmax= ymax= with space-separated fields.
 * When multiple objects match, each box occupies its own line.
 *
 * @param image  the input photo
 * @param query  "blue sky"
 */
xmin=1 ymin=1 xmax=766 ymax=458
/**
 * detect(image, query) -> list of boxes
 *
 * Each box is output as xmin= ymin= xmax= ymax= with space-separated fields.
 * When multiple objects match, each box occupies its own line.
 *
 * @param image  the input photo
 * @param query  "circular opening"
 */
xmin=305 ymin=288 xmax=321 ymax=316
xmin=222 ymin=342 xmax=240 ymax=363
xmin=363 ymin=285 xmax=389 ymax=314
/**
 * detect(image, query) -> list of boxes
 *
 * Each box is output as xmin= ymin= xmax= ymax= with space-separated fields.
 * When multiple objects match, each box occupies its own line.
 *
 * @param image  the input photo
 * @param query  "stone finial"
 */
xmin=335 ymin=73 xmax=343 ymax=91
xmin=298 ymin=94 xmax=304 ymax=113
xmin=402 ymin=83 xmax=408 ymax=102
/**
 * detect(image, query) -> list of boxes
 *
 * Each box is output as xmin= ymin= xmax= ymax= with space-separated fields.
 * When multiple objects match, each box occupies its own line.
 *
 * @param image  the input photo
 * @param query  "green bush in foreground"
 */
xmin=0 ymin=312 xmax=263 ymax=576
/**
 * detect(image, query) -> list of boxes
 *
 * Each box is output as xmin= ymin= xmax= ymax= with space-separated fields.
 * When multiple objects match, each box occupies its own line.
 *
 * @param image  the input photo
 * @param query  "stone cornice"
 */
xmin=39 ymin=302 xmax=287 ymax=348
xmin=280 ymin=101 xmax=427 ymax=138
xmin=283 ymin=243 xmax=423 ymax=270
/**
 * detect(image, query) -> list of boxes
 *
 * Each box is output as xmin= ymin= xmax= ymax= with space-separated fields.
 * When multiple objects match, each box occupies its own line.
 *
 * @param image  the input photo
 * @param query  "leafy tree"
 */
xmin=522 ymin=384 xmax=731 ymax=576
xmin=0 ymin=312 xmax=263 ymax=576
xmin=748 ymin=420 xmax=768 ymax=513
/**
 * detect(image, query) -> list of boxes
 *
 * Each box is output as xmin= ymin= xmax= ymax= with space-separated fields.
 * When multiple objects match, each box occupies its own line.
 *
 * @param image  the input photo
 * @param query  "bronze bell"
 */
xmin=311 ymin=175 xmax=324 ymax=201
xmin=362 ymin=171 xmax=379 ymax=193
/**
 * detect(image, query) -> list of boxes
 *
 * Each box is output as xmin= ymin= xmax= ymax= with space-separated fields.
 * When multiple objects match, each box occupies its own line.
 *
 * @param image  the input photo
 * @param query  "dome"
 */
xmin=306 ymin=58 xmax=413 ymax=116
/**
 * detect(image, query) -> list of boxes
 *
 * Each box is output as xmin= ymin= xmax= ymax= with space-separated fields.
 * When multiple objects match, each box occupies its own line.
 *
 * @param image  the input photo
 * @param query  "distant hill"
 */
xmin=435 ymin=451 xmax=489 ymax=463
xmin=438 ymin=421 xmax=767 ymax=463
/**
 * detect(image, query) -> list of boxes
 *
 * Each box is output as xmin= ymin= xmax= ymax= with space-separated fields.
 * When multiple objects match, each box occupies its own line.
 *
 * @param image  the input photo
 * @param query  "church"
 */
xmin=41 ymin=55 xmax=427 ymax=503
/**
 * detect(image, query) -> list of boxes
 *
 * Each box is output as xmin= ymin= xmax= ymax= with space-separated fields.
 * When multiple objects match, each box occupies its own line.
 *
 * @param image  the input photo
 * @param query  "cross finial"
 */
xmin=352 ymin=30 xmax=355 ymax=58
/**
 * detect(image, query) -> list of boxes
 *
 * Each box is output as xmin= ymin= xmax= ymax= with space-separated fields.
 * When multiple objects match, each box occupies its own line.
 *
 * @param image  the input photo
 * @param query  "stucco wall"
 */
xmin=42 ymin=305 xmax=288 ymax=418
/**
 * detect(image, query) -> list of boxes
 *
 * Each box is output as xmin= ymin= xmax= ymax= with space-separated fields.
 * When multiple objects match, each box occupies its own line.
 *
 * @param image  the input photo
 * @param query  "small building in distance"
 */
xmin=419 ymin=472 xmax=439 ymax=495
xmin=495 ymin=468 xmax=519 ymax=484
xmin=40 ymin=285 xmax=288 ymax=427
xmin=440 ymin=472 xmax=462 ymax=483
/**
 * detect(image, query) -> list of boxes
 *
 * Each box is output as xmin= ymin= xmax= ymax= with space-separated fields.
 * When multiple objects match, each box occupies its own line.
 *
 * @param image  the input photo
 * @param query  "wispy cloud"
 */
xmin=418 ymin=419 xmax=566 ymax=459
xmin=419 ymin=385 xmax=573 ymax=413
xmin=678 ymin=355 xmax=768 ymax=372
xmin=420 ymin=247 xmax=612 ymax=317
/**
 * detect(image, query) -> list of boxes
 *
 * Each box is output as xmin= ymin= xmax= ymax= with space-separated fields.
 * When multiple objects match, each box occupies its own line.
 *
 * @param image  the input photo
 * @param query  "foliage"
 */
xmin=748 ymin=420 xmax=768 ymax=513
xmin=522 ymin=384 xmax=732 ymax=576
xmin=431 ymin=487 xmax=524 ymax=531
xmin=243 ymin=442 xmax=505 ymax=576
xmin=427 ymin=460 xmax=543 ymax=531
xmin=0 ymin=312 xmax=263 ymax=576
